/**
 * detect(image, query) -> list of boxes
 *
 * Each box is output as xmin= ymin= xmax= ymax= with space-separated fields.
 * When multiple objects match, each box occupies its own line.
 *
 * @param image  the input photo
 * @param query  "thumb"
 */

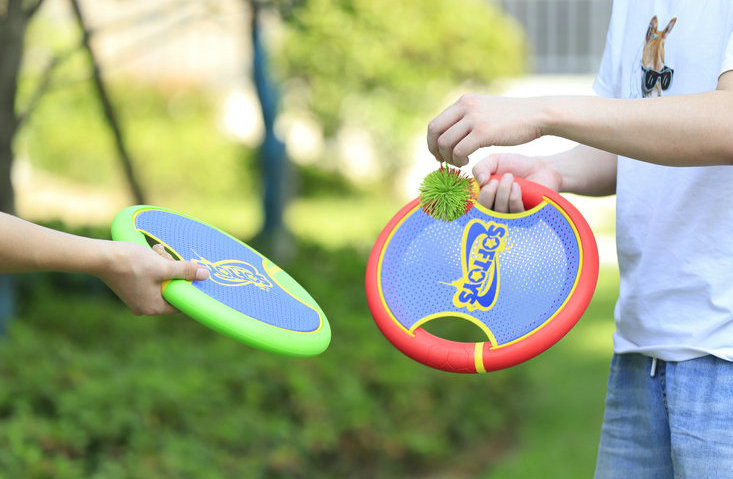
xmin=472 ymin=153 xmax=501 ymax=186
xmin=168 ymin=260 xmax=210 ymax=282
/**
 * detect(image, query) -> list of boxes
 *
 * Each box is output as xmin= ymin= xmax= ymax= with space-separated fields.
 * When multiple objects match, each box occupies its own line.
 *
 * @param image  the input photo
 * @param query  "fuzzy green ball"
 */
xmin=418 ymin=166 xmax=477 ymax=222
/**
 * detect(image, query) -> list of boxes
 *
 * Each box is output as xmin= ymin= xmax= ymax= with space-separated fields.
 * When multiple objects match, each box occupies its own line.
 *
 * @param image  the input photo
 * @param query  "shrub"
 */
xmin=0 ymin=239 xmax=524 ymax=478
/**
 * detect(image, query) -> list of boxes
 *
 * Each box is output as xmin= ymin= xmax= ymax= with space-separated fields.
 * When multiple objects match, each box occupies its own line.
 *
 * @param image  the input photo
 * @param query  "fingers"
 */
xmin=427 ymin=105 xmax=463 ymax=162
xmin=428 ymin=116 xmax=479 ymax=167
xmin=134 ymin=256 xmax=207 ymax=316
xmin=167 ymin=259 xmax=210 ymax=282
xmin=477 ymin=177 xmax=499 ymax=209
xmin=102 ymin=241 xmax=211 ymax=317
xmin=427 ymin=94 xmax=494 ymax=166
xmin=152 ymin=243 xmax=209 ymax=282
xmin=476 ymin=173 xmax=525 ymax=214
xmin=428 ymin=97 xmax=485 ymax=167
xmin=152 ymin=243 xmax=174 ymax=260
xmin=508 ymin=181 xmax=524 ymax=212
xmin=452 ymin=132 xmax=484 ymax=167
xmin=436 ymin=122 xmax=472 ymax=167
xmin=472 ymin=154 xmax=500 ymax=187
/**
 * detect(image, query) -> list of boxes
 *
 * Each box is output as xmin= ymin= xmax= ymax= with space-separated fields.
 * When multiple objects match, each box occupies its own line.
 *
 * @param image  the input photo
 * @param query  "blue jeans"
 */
xmin=594 ymin=353 xmax=733 ymax=478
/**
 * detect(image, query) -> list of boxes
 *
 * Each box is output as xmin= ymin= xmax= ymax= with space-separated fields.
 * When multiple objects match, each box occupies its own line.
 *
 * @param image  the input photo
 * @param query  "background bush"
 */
xmin=0 ymin=227 xmax=525 ymax=478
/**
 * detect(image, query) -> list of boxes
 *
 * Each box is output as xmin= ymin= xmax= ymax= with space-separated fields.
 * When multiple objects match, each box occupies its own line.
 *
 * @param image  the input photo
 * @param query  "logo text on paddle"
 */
xmin=192 ymin=254 xmax=273 ymax=290
xmin=451 ymin=219 xmax=508 ymax=312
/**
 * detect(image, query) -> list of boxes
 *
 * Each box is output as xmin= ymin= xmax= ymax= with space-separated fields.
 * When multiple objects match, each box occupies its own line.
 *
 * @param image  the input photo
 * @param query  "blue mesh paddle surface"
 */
xmin=134 ymin=209 xmax=322 ymax=333
xmin=378 ymin=201 xmax=580 ymax=345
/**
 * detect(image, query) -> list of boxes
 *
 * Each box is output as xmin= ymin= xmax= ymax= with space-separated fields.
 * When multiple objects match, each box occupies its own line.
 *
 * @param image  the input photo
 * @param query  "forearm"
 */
xmin=428 ymin=72 xmax=733 ymax=170
xmin=0 ymin=212 xmax=111 ymax=276
xmin=539 ymin=90 xmax=733 ymax=167
xmin=544 ymin=144 xmax=618 ymax=196
xmin=1 ymin=213 xmax=210 ymax=316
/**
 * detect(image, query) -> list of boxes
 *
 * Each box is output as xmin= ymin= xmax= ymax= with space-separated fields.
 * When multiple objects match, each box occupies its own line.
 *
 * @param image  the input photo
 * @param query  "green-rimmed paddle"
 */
xmin=111 ymin=205 xmax=330 ymax=357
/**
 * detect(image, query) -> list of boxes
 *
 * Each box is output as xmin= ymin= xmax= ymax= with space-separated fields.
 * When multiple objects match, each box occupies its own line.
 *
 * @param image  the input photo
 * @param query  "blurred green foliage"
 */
xmin=18 ymin=80 xmax=254 ymax=205
xmin=2 ymin=4 xmax=547 ymax=476
xmin=278 ymin=0 xmax=526 ymax=172
xmin=483 ymin=269 xmax=618 ymax=479
xmin=14 ymin=0 xmax=526 ymax=220
xmin=16 ymin=9 xmax=256 ymax=206
xmin=0 ymin=230 xmax=524 ymax=479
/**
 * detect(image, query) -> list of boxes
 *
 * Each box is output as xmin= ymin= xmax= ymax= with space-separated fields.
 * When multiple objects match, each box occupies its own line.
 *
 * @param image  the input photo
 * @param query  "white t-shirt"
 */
xmin=594 ymin=0 xmax=733 ymax=361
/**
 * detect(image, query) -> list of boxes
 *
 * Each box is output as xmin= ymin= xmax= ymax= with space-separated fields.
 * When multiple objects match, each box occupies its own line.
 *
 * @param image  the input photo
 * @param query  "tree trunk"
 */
xmin=0 ymin=0 xmax=29 ymax=216
xmin=0 ymin=0 xmax=41 ymax=334
xmin=249 ymin=1 xmax=292 ymax=259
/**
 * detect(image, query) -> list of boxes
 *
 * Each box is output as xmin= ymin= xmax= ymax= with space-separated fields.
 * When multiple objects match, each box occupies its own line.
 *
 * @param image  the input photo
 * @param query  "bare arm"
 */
xmin=427 ymin=71 xmax=733 ymax=212
xmin=427 ymin=70 xmax=733 ymax=169
xmin=0 ymin=212 xmax=209 ymax=315
xmin=542 ymin=79 xmax=733 ymax=167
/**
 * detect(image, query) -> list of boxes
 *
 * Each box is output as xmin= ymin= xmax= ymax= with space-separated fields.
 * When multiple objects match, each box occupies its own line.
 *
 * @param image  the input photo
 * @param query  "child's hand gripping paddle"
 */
xmin=111 ymin=206 xmax=330 ymax=357
xmin=365 ymin=175 xmax=598 ymax=373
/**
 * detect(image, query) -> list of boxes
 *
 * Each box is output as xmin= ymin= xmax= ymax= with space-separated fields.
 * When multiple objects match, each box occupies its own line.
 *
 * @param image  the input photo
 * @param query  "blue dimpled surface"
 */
xmin=379 ymin=203 xmax=580 ymax=345
xmin=134 ymin=209 xmax=321 ymax=333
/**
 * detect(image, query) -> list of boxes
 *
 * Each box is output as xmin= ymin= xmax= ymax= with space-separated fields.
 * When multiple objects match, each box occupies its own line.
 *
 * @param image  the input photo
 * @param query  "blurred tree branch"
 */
xmin=69 ymin=0 xmax=145 ymax=204
xmin=16 ymin=46 xmax=78 ymax=128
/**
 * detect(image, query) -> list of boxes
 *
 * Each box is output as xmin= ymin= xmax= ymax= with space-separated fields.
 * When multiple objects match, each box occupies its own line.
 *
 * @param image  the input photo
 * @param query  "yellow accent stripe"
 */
xmin=473 ymin=200 xmax=547 ymax=219
xmin=376 ymin=203 xmax=423 ymax=337
xmin=261 ymin=258 xmax=325 ymax=334
xmin=470 ymin=178 xmax=481 ymax=199
xmin=474 ymin=343 xmax=487 ymax=373
xmin=409 ymin=312 xmax=498 ymax=346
